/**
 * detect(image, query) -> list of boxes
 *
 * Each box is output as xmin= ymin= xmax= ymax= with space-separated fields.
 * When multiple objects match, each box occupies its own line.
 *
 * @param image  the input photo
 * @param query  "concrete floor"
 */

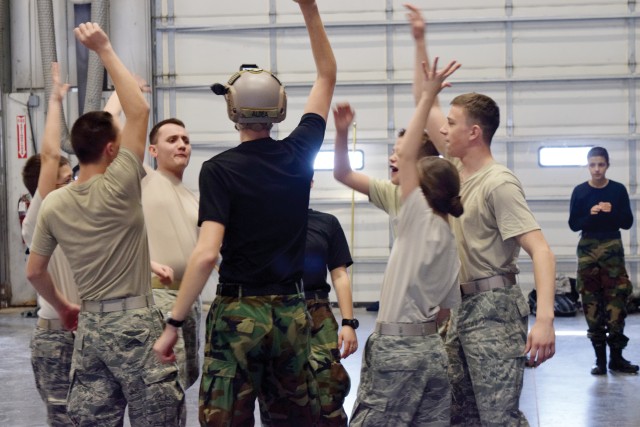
xmin=1 ymin=306 xmax=639 ymax=427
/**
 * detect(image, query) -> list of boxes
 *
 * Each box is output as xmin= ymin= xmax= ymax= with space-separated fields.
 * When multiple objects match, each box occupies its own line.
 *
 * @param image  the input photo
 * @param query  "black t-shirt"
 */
xmin=303 ymin=209 xmax=353 ymax=293
xmin=198 ymin=113 xmax=326 ymax=285
xmin=568 ymin=179 xmax=633 ymax=234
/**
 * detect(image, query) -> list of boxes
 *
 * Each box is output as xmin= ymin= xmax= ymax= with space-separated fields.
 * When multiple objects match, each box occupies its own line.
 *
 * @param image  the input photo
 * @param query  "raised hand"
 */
xmin=73 ymin=22 xmax=111 ymax=54
xmin=332 ymin=103 xmax=355 ymax=133
xmin=421 ymin=57 xmax=461 ymax=97
xmin=404 ymin=3 xmax=426 ymax=41
xmin=50 ymin=62 xmax=70 ymax=104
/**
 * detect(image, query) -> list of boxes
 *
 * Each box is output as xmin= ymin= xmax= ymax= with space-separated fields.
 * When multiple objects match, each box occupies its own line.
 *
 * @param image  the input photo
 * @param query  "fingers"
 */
xmin=403 ymin=3 xmax=420 ymax=14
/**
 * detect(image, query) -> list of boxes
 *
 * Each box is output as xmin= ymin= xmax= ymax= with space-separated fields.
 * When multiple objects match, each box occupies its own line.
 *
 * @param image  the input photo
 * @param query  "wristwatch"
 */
xmin=342 ymin=318 xmax=359 ymax=330
xmin=165 ymin=312 xmax=184 ymax=328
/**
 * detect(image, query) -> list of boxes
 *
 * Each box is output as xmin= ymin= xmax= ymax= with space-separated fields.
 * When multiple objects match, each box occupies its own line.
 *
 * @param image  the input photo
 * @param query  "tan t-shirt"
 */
xmin=30 ymin=148 xmax=151 ymax=301
xmin=377 ymin=188 xmax=461 ymax=323
xmin=451 ymin=160 xmax=540 ymax=283
xmin=22 ymin=190 xmax=79 ymax=319
xmin=369 ymin=177 xmax=401 ymax=237
xmin=142 ymin=166 xmax=198 ymax=281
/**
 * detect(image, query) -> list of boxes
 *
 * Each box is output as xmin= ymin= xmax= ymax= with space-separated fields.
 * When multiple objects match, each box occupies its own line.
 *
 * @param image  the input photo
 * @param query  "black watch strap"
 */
xmin=342 ymin=318 xmax=359 ymax=330
xmin=165 ymin=312 xmax=184 ymax=328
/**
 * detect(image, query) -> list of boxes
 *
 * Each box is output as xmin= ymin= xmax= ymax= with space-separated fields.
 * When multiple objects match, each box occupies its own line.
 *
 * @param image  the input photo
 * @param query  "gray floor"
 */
xmin=1 ymin=306 xmax=639 ymax=427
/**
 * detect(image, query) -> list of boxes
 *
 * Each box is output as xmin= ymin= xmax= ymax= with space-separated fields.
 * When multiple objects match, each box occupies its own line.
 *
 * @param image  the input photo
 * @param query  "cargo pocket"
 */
xmin=140 ymin=363 xmax=184 ymax=426
xmin=200 ymin=357 xmax=238 ymax=422
xmin=515 ymin=292 xmax=531 ymax=318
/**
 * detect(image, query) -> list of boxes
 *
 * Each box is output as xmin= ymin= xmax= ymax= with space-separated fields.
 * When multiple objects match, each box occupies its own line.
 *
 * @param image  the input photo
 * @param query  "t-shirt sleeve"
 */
xmin=29 ymin=196 xmax=58 ymax=257
xmin=103 ymin=148 xmax=146 ymax=199
xmin=198 ymin=160 xmax=230 ymax=227
xmin=327 ymin=215 xmax=353 ymax=271
xmin=22 ymin=191 xmax=43 ymax=246
xmin=489 ymin=174 xmax=540 ymax=241
xmin=369 ymin=178 xmax=399 ymax=214
xmin=285 ymin=113 xmax=327 ymax=163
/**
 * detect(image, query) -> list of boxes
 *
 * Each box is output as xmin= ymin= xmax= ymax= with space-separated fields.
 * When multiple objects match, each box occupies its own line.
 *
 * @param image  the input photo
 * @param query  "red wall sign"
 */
xmin=17 ymin=115 xmax=27 ymax=159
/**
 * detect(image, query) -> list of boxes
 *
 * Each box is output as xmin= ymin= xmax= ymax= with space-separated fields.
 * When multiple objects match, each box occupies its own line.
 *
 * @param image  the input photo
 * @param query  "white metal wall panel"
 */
xmin=6 ymin=0 xmax=640 ymax=303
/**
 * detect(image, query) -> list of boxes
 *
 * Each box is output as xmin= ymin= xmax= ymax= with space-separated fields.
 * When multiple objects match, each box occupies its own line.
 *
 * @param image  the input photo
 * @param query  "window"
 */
xmin=313 ymin=150 xmax=364 ymax=171
xmin=538 ymin=146 xmax=592 ymax=167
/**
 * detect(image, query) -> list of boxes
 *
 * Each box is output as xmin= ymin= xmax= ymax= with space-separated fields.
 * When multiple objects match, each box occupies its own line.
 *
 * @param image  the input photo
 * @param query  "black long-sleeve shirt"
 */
xmin=568 ymin=179 xmax=633 ymax=236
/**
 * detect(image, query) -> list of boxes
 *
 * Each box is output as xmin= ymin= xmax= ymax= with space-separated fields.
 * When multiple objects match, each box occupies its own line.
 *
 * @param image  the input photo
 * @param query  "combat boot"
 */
xmin=609 ymin=348 xmax=639 ymax=373
xmin=590 ymin=342 xmax=607 ymax=375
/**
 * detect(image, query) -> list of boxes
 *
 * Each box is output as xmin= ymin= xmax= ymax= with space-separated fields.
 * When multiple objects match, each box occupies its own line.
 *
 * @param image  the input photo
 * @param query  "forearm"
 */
xmin=400 ymin=92 xmax=434 ymax=162
xmin=332 ymin=274 xmax=354 ymax=320
xmin=333 ymin=128 xmax=368 ymax=194
xmin=38 ymin=99 xmax=63 ymax=196
xmin=170 ymin=249 xmax=217 ymax=321
xmin=531 ymin=247 xmax=556 ymax=322
xmin=300 ymin=2 xmax=336 ymax=85
xmin=413 ymin=37 xmax=429 ymax=106
xmin=97 ymin=48 xmax=148 ymax=122
xmin=333 ymin=128 xmax=351 ymax=180
xmin=42 ymin=99 xmax=62 ymax=161
xmin=28 ymin=270 xmax=70 ymax=314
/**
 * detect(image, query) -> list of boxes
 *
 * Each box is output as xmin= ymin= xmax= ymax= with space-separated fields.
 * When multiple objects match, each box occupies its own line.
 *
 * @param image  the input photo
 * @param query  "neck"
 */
xmin=158 ymin=166 xmax=184 ymax=181
xmin=75 ymin=161 xmax=109 ymax=184
xmin=239 ymin=128 xmax=270 ymax=142
xmin=459 ymin=148 xmax=494 ymax=181
xmin=589 ymin=178 xmax=608 ymax=188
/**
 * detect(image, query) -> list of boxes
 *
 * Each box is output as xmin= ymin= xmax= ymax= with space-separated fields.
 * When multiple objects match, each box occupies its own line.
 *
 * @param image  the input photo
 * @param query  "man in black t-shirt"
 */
xmin=301 ymin=208 xmax=357 ymax=426
xmin=153 ymin=1 xmax=337 ymax=425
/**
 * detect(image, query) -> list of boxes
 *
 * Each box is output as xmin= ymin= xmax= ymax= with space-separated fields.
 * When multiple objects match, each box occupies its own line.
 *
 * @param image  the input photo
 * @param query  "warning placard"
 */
xmin=17 ymin=115 xmax=27 ymax=159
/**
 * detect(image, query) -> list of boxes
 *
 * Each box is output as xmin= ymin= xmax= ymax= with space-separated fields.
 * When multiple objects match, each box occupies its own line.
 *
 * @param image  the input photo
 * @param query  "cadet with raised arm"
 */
xmin=21 ymin=62 xmax=77 ymax=427
xmin=26 ymin=24 xmax=184 ymax=426
xmin=350 ymin=57 xmax=463 ymax=427
xmin=153 ymin=1 xmax=337 ymax=425
xmin=409 ymin=4 xmax=556 ymax=426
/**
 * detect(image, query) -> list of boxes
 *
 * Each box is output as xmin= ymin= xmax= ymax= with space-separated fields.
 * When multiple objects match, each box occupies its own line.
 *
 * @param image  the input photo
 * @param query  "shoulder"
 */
xmin=308 ymin=209 xmax=338 ymax=227
xmin=609 ymin=180 xmax=628 ymax=191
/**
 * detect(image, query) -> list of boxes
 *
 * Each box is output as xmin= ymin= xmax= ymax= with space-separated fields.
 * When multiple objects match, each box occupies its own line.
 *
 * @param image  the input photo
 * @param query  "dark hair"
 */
xmin=417 ymin=156 xmax=464 ymax=218
xmin=149 ymin=118 xmax=186 ymax=145
xmin=70 ymin=111 xmax=117 ymax=164
xmin=397 ymin=129 xmax=439 ymax=158
xmin=587 ymin=146 xmax=609 ymax=166
xmin=450 ymin=93 xmax=500 ymax=145
xmin=22 ymin=153 xmax=71 ymax=196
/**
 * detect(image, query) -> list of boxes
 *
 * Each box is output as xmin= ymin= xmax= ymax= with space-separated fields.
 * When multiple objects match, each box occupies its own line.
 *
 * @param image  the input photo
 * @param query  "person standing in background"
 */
xmin=21 ymin=62 xmax=78 ymax=427
xmin=143 ymin=118 xmax=202 ymax=396
xmin=569 ymin=146 xmax=638 ymax=375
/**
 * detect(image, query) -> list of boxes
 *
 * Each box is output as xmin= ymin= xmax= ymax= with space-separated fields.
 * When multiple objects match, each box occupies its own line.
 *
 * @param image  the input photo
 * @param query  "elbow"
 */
xmin=128 ymin=100 xmax=150 ymax=122
xmin=333 ymin=168 xmax=346 ymax=182
xmin=194 ymin=248 xmax=219 ymax=272
xmin=26 ymin=264 xmax=44 ymax=284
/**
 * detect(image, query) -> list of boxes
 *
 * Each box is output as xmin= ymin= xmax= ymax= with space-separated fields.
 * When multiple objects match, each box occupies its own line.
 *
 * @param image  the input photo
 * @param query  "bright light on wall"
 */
xmin=314 ymin=150 xmax=364 ymax=171
xmin=538 ymin=146 xmax=593 ymax=167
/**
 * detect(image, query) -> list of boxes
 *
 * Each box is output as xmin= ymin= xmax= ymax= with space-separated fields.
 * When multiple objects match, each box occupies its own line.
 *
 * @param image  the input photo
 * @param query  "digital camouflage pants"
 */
xmin=153 ymin=289 xmax=202 ymax=390
xmin=445 ymin=286 xmax=530 ymax=427
xmin=68 ymin=307 xmax=185 ymax=427
xmin=31 ymin=326 xmax=75 ymax=426
xmin=577 ymin=237 xmax=633 ymax=348
xmin=350 ymin=332 xmax=451 ymax=427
